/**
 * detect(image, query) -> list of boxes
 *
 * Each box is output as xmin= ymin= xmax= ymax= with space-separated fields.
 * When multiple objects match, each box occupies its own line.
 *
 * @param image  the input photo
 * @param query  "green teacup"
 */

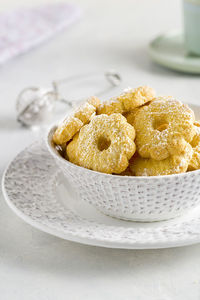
xmin=183 ymin=0 xmax=200 ymax=55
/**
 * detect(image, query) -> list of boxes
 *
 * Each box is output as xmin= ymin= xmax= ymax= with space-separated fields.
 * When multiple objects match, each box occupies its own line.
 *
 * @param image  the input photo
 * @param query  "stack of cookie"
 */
xmin=53 ymin=86 xmax=200 ymax=176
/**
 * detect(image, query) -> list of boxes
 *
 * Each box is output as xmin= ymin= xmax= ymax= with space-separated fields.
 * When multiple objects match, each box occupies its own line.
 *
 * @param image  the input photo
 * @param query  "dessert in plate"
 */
xmin=46 ymin=86 xmax=200 ymax=222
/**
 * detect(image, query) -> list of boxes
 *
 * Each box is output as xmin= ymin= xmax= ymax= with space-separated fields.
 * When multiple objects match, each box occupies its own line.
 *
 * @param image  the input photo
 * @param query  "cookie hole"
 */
xmin=156 ymin=124 xmax=168 ymax=131
xmin=97 ymin=136 xmax=111 ymax=151
xmin=153 ymin=119 xmax=168 ymax=132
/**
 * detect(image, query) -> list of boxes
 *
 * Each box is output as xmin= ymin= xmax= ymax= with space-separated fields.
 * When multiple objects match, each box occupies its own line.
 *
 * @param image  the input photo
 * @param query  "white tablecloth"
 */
xmin=1 ymin=0 xmax=200 ymax=299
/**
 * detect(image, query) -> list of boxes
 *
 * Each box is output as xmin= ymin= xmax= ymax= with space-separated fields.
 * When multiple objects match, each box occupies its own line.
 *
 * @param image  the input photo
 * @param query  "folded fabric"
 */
xmin=0 ymin=3 xmax=81 ymax=64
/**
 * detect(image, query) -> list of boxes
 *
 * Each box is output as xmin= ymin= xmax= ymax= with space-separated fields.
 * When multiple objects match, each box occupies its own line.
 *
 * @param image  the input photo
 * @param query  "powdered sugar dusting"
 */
xmin=134 ymin=97 xmax=195 ymax=160
xmin=67 ymin=113 xmax=136 ymax=174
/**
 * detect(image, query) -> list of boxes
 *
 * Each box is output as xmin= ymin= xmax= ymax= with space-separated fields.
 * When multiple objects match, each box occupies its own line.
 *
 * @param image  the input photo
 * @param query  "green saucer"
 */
xmin=149 ymin=31 xmax=200 ymax=74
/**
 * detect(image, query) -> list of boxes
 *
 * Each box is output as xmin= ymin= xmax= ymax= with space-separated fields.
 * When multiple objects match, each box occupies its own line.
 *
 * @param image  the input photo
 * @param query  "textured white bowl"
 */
xmin=46 ymin=125 xmax=200 ymax=222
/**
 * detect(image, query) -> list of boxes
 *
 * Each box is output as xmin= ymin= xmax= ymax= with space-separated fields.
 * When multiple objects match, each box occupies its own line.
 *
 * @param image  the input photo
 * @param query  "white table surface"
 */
xmin=1 ymin=0 xmax=200 ymax=299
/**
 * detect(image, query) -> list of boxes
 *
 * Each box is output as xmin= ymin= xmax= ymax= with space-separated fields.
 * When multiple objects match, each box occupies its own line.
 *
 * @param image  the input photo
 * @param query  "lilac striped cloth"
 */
xmin=0 ymin=3 xmax=81 ymax=64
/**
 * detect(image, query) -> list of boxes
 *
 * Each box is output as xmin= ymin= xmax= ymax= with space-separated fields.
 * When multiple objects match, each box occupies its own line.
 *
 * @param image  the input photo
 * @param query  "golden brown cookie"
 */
xmin=67 ymin=113 xmax=136 ymax=174
xmin=53 ymin=116 xmax=83 ymax=145
xmin=188 ymin=121 xmax=200 ymax=171
xmin=133 ymin=97 xmax=195 ymax=160
xmin=117 ymin=86 xmax=156 ymax=112
xmin=53 ymin=97 xmax=101 ymax=145
xmin=97 ymin=86 xmax=155 ymax=115
xmin=130 ymin=144 xmax=193 ymax=176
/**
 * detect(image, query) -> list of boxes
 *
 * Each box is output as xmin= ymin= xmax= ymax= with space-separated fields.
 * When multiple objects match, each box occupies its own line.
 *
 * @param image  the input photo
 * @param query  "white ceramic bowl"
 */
xmin=46 ymin=104 xmax=200 ymax=222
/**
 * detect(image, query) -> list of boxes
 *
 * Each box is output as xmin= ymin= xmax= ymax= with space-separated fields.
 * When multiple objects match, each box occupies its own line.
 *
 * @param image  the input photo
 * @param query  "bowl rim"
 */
xmin=45 ymin=123 xmax=200 ymax=180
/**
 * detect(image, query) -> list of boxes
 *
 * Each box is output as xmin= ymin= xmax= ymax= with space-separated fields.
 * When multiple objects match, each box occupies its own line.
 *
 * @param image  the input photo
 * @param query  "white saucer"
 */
xmin=2 ymin=138 xmax=200 ymax=249
xmin=149 ymin=31 xmax=200 ymax=74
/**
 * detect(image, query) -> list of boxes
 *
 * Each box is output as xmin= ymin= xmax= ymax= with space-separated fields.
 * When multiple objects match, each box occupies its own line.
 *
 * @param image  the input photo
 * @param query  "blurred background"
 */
xmin=1 ymin=0 xmax=197 ymax=97
xmin=2 ymin=0 xmax=200 ymax=164
xmin=3 ymin=0 xmax=198 ymax=168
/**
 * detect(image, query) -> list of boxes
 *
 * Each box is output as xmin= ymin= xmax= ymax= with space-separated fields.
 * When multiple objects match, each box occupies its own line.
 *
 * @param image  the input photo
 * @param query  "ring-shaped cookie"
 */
xmin=133 ymin=97 xmax=195 ymax=160
xmin=67 ymin=113 xmax=136 ymax=174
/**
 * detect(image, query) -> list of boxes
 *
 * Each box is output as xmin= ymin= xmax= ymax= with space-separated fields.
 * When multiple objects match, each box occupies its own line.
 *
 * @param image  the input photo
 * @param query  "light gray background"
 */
xmin=1 ymin=0 xmax=200 ymax=299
